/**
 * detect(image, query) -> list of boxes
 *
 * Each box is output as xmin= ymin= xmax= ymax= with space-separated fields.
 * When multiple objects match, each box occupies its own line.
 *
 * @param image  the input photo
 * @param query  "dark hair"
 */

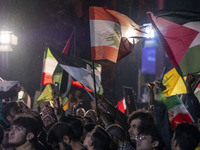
xmin=106 ymin=124 xmax=127 ymax=142
xmin=138 ymin=124 xmax=165 ymax=150
xmin=84 ymin=116 xmax=93 ymax=124
xmin=47 ymin=122 xmax=75 ymax=143
xmin=91 ymin=125 xmax=111 ymax=150
xmin=174 ymin=123 xmax=200 ymax=150
xmin=12 ymin=114 xmax=39 ymax=143
xmin=59 ymin=116 xmax=83 ymax=141
xmin=2 ymin=101 xmax=21 ymax=120
xmin=0 ymin=124 xmax=3 ymax=144
xmin=128 ymin=109 xmax=154 ymax=126
xmin=84 ymin=123 xmax=95 ymax=133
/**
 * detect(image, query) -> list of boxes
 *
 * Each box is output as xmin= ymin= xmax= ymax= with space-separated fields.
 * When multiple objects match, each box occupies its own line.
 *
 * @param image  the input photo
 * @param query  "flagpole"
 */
xmin=92 ymin=60 xmax=98 ymax=108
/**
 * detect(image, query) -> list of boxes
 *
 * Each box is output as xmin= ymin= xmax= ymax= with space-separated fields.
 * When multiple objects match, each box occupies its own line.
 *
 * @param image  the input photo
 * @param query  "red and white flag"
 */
xmin=89 ymin=6 xmax=144 ymax=63
xmin=117 ymin=97 xmax=126 ymax=114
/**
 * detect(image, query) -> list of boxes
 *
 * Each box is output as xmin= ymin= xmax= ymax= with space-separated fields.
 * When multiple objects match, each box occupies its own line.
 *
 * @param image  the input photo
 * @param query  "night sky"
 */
xmin=0 ymin=0 xmax=200 ymax=105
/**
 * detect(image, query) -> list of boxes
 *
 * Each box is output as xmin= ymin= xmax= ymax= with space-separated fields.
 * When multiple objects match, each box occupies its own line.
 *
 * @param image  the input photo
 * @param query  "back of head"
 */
xmin=106 ymin=124 xmax=127 ymax=142
xmin=128 ymin=109 xmax=154 ymax=126
xmin=2 ymin=101 xmax=21 ymax=121
xmin=12 ymin=114 xmax=39 ymax=142
xmin=92 ymin=125 xmax=111 ymax=150
xmin=47 ymin=122 xmax=75 ymax=144
xmin=59 ymin=116 xmax=83 ymax=140
xmin=174 ymin=123 xmax=200 ymax=150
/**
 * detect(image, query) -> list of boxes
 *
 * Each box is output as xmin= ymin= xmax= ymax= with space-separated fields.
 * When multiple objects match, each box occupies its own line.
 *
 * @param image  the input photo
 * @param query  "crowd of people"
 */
xmin=0 ymin=75 xmax=200 ymax=150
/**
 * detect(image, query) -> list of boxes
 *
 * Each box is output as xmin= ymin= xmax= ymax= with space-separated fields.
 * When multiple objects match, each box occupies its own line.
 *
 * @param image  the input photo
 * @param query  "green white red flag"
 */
xmin=41 ymin=48 xmax=58 ymax=85
xmin=89 ymin=6 xmax=144 ymax=63
xmin=163 ymin=95 xmax=194 ymax=130
xmin=147 ymin=10 xmax=200 ymax=76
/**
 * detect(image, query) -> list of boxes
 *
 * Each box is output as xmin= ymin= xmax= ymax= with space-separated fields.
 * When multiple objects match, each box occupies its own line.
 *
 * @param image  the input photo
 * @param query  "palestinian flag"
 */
xmin=41 ymin=48 xmax=58 ymax=85
xmin=50 ymin=48 xmax=102 ymax=93
xmin=163 ymin=95 xmax=194 ymax=130
xmin=147 ymin=10 xmax=200 ymax=76
xmin=89 ymin=6 xmax=144 ymax=63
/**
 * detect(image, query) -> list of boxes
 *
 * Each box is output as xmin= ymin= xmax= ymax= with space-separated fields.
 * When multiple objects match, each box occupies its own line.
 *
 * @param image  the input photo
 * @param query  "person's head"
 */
xmin=171 ymin=123 xmax=200 ymax=150
xmin=84 ymin=116 xmax=94 ymax=125
xmin=59 ymin=116 xmax=83 ymax=141
xmin=135 ymin=124 xmax=164 ymax=150
xmin=2 ymin=101 xmax=22 ymax=123
xmin=85 ymin=109 xmax=97 ymax=123
xmin=85 ymin=125 xmax=111 ymax=150
xmin=47 ymin=122 xmax=75 ymax=150
xmin=128 ymin=109 xmax=154 ymax=141
xmin=106 ymin=124 xmax=127 ymax=146
xmin=42 ymin=114 xmax=55 ymax=128
xmin=76 ymin=108 xmax=86 ymax=117
xmin=2 ymin=128 xmax=15 ymax=149
xmin=17 ymin=100 xmax=31 ymax=114
xmin=83 ymin=124 xmax=95 ymax=147
xmin=8 ymin=114 xmax=39 ymax=147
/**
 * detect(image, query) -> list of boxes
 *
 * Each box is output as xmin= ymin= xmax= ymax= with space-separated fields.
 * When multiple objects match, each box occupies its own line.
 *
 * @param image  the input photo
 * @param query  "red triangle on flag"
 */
xmin=148 ymin=13 xmax=199 ymax=68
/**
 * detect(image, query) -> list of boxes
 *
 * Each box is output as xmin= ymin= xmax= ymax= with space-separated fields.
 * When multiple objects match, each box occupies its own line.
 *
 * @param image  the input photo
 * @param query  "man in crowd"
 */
xmin=171 ymin=123 xmax=200 ymax=150
xmin=8 ymin=114 xmax=45 ymax=150
xmin=47 ymin=122 xmax=87 ymax=150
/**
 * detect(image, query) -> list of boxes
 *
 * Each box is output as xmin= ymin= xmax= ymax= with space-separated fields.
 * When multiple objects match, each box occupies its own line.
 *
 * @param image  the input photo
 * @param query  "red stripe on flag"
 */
xmin=42 ymin=73 xmax=53 ymax=85
xmin=118 ymin=97 xmax=126 ymax=114
xmin=89 ymin=6 xmax=118 ymax=23
xmin=91 ymin=46 xmax=118 ymax=63
xmin=170 ymin=113 xmax=194 ymax=130
xmin=71 ymin=80 xmax=93 ymax=92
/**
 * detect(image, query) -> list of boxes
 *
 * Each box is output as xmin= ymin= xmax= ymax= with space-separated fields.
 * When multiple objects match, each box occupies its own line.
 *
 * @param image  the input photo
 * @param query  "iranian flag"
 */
xmin=163 ymin=95 xmax=194 ymax=130
xmin=89 ymin=6 xmax=144 ymax=63
xmin=148 ymin=11 xmax=200 ymax=76
xmin=41 ymin=48 xmax=58 ymax=85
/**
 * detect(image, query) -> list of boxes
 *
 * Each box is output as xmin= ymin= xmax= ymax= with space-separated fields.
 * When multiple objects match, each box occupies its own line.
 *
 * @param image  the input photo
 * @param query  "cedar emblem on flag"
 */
xmin=89 ymin=6 xmax=144 ymax=63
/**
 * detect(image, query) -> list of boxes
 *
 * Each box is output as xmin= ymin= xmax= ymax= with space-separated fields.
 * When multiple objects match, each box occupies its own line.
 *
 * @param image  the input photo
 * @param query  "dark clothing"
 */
xmin=153 ymin=100 xmax=172 ymax=150
xmin=118 ymin=142 xmax=135 ymax=150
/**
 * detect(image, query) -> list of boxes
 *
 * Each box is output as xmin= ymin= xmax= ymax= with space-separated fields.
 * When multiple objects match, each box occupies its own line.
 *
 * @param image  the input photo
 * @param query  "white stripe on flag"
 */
xmin=168 ymin=104 xmax=188 ymax=121
xmin=43 ymin=58 xmax=58 ymax=74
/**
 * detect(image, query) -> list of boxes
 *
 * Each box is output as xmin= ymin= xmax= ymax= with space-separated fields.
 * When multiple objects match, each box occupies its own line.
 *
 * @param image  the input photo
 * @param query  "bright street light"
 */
xmin=0 ymin=31 xmax=18 ymax=51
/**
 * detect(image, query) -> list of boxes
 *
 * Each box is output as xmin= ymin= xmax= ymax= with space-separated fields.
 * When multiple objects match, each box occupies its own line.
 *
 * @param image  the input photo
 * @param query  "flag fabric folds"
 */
xmin=50 ymin=48 xmax=102 ymax=93
xmin=163 ymin=95 xmax=194 ymax=130
xmin=37 ymin=84 xmax=54 ymax=104
xmin=89 ymin=6 xmax=144 ymax=63
xmin=62 ymin=29 xmax=74 ymax=55
xmin=41 ymin=48 xmax=58 ymax=85
xmin=117 ymin=97 xmax=126 ymax=114
xmin=162 ymin=68 xmax=187 ymax=97
xmin=147 ymin=10 xmax=200 ymax=76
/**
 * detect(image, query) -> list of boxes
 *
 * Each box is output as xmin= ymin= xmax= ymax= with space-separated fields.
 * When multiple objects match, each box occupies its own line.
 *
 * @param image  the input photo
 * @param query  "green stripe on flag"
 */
xmin=163 ymin=95 xmax=182 ymax=110
xmin=46 ymin=48 xmax=55 ymax=58
xmin=178 ymin=44 xmax=200 ymax=76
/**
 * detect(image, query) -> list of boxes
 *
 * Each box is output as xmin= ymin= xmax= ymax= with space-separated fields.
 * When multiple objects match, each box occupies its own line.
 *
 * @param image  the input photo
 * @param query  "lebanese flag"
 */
xmin=147 ymin=11 xmax=200 ymax=76
xmin=117 ymin=97 xmax=126 ymax=114
xmin=41 ymin=48 xmax=58 ymax=85
xmin=89 ymin=6 xmax=144 ymax=63
xmin=163 ymin=95 xmax=194 ymax=130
